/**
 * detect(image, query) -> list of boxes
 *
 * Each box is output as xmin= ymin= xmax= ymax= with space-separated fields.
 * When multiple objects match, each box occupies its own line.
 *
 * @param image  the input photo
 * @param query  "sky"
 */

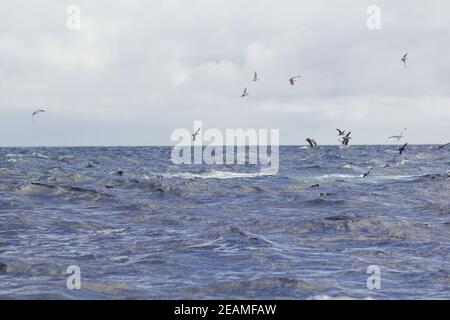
xmin=1 ymin=0 xmax=449 ymax=146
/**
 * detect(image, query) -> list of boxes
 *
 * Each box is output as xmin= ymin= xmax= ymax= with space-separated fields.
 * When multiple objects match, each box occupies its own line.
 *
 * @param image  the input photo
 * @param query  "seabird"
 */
xmin=339 ymin=132 xmax=351 ymax=146
xmin=305 ymin=138 xmax=317 ymax=147
xmin=336 ymin=128 xmax=346 ymax=136
xmin=438 ymin=142 xmax=450 ymax=149
xmin=363 ymin=167 xmax=375 ymax=178
xmin=388 ymin=128 xmax=407 ymax=143
xmin=253 ymin=71 xmax=259 ymax=82
xmin=192 ymin=128 xmax=201 ymax=141
xmin=289 ymin=76 xmax=301 ymax=85
xmin=338 ymin=131 xmax=352 ymax=146
xmin=399 ymin=143 xmax=408 ymax=155
xmin=341 ymin=137 xmax=351 ymax=146
xmin=401 ymin=53 xmax=408 ymax=68
xmin=241 ymin=88 xmax=249 ymax=97
xmin=310 ymin=184 xmax=320 ymax=188
xmin=32 ymin=109 xmax=45 ymax=121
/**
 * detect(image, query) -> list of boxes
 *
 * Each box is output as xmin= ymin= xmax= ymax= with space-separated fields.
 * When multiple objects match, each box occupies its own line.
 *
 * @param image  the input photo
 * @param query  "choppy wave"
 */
xmin=0 ymin=145 xmax=449 ymax=299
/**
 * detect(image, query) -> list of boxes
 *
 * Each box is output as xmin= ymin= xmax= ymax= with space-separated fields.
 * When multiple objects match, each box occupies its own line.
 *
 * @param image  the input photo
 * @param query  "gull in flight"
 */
xmin=388 ymin=128 xmax=407 ymax=143
xmin=339 ymin=132 xmax=352 ymax=146
xmin=241 ymin=88 xmax=249 ymax=97
xmin=289 ymin=76 xmax=301 ymax=86
xmin=363 ymin=167 xmax=375 ymax=178
xmin=438 ymin=142 xmax=450 ymax=149
xmin=32 ymin=109 xmax=45 ymax=121
xmin=399 ymin=143 xmax=408 ymax=155
xmin=401 ymin=53 xmax=408 ymax=68
xmin=336 ymin=128 xmax=346 ymax=136
xmin=305 ymin=138 xmax=318 ymax=147
xmin=253 ymin=71 xmax=259 ymax=82
xmin=192 ymin=128 xmax=201 ymax=141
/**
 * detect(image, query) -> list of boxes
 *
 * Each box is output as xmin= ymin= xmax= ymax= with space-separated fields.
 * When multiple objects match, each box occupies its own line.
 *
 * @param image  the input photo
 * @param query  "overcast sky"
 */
xmin=1 ymin=0 xmax=449 ymax=146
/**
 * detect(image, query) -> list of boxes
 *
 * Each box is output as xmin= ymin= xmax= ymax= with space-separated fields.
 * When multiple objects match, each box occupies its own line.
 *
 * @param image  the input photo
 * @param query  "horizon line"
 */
xmin=0 ymin=143 xmax=446 ymax=148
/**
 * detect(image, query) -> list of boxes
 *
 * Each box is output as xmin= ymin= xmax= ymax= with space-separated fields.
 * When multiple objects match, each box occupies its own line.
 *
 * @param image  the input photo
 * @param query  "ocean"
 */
xmin=0 ymin=145 xmax=449 ymax=299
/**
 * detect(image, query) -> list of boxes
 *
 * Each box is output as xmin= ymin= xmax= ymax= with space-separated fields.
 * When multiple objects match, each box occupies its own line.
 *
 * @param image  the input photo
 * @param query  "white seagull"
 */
xmin=192 ymin=128 xmax=201 ymax=141
xmin=289 ymin=75 xmax=301 ymax=85
xmin=388 ymin=128 xmax=407 ymax=143
xmin=401 ymin=53 xmax=408 ymax=68
xmin=241 ymin=88 xmax=249 ymax=97
xmin=32 ymin=109 xmax=45 ymax=121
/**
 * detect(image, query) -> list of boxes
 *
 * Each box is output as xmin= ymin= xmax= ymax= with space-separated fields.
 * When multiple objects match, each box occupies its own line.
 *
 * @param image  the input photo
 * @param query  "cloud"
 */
xmin=0 ymin=0 xmax=449 ymax=146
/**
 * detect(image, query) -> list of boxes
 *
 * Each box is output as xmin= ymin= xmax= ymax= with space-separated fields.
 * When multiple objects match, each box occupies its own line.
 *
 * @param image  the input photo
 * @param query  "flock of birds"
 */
xmin=31 ymin=52 xmax=448 ymax=176
xmin=241 ymin=71 xmax=301 ymax=98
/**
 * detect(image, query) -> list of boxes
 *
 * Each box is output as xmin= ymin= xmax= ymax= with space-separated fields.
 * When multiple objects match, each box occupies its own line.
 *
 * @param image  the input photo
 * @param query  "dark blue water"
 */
xmin=0 ymin=145 xmax=449 ymax=299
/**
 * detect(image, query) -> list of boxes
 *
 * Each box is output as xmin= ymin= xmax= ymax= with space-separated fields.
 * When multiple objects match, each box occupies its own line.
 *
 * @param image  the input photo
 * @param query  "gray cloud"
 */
xmin=1 ymin=0 xmax=449 ymax=146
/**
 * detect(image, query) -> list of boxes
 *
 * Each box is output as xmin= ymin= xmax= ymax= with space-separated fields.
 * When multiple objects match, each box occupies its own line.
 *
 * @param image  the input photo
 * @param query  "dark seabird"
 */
xmin=192 ymin=128 xmax=201 ymax=141
xmin=399 ymin=143 xmax=408 ymax=155
xmin=289 ymin=76 xmax=301 ymax=85
xmin=401 ymin=53 xmax=408 ymax=68
xmin=340 ymin=136 xmax=351 ymax=147
xmin=336 ymin=128 xmax=346 ymax=136
xmin=305 ymin=138 xmax=317 ymax=147
xmin=241 ymin=88 xmax=249 ymax=97
xmin=363 ymin=167 xmax=375 ymax=178
xmin=438 ymin=142 xmax=450 ymax=149
xmin=115 ymin=170 xmax=125 ymax=176
xmin=32 ymin=109 xmax=45 ymax=121
xmin=339 ymin=131 xmax=352 ymax=146
xmin=86 ymin=162 xmax=94 ymax=168
xmin=310 ymin=184 xmax=320 ymax=188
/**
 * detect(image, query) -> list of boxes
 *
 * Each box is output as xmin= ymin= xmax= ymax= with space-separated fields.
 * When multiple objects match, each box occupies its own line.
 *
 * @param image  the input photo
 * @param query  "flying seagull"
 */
xmin=192 ymin=128 xmax=201 ymax=141
xmin=339 ymin=132 xmax=352 ymax=146
xmin=388 ymin=128 xmax=407 ymax=143
xmin=289 ymin=76 xmax=301 ymax=85
xmin=438 ymin=142 xmax=450 ymax=149
xmin=399 ymin=143 xmax=408 ymax=155
xmin=305 ymin=138 xmax=317 ymax=147
xmin=241 ymin=88 xmax=249 ymax=97
xmin=401 ymin=53 xmax=408 ymax=68
xmin=341 ymin=137 xmax=351 ymax=146
xmin=336 ymin=128 xmax=346 ymax=136
xmin=363 ymin=167 xmax=375 ymax=178
xmin=32 ymin=109 xmax=45 ymax=121
xmin=252 ymin=71 xmax=259 ymax=82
